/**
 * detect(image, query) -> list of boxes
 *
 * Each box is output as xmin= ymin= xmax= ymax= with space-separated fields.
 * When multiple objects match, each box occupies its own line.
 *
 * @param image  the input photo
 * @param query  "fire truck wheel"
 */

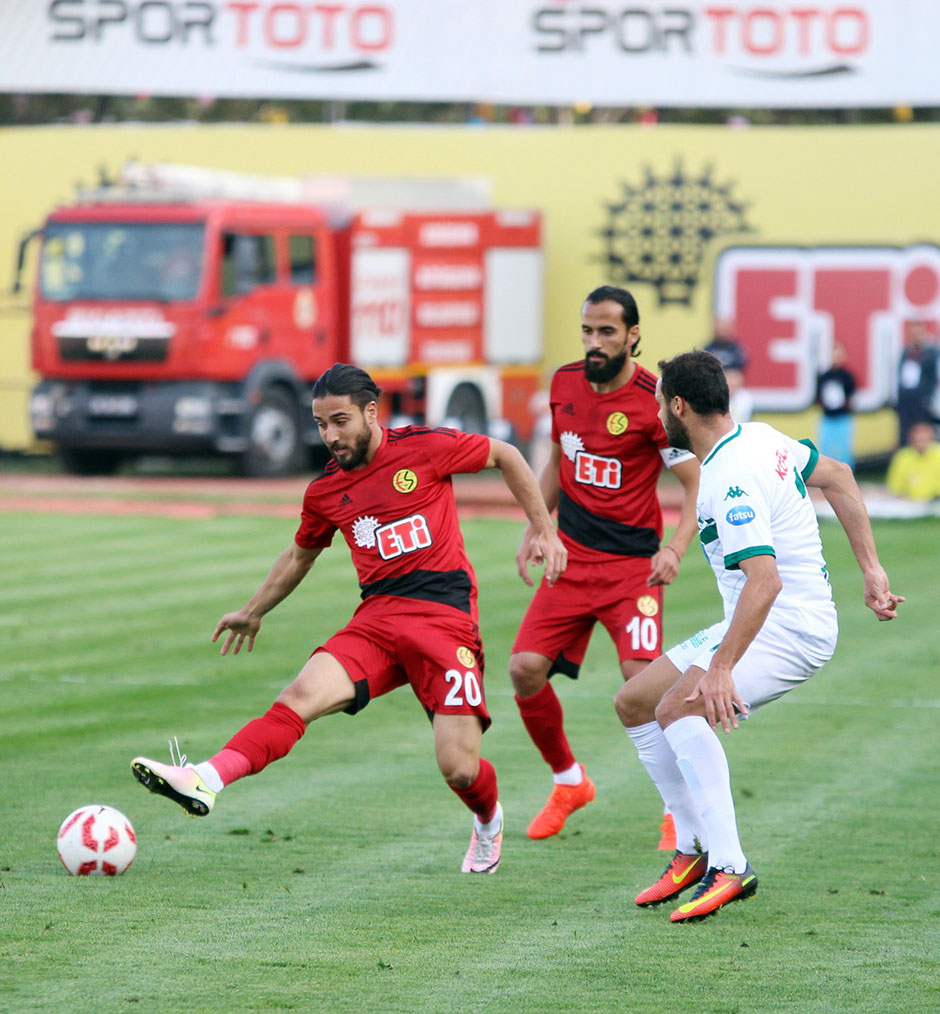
xmin=242 ymin=388 xmax=303 ymax=478
xmin=58 ymin=446 xmax=124 ymax=476
xmin=444 ymin=383 xmax=488 ymax=435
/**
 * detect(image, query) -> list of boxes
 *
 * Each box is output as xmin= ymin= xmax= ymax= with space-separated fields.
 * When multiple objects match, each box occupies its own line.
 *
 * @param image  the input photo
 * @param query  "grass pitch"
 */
xmin=1 ymin=510 xmax=938 ymax=1013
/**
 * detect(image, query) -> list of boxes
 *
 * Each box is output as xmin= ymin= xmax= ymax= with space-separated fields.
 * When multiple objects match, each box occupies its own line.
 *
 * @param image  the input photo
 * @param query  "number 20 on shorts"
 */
xmin=444 ymin=669 xmax=483 ymax=707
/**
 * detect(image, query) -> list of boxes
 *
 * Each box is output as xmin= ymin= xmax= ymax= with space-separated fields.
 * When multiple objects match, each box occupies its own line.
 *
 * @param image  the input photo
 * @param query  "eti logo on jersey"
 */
xmin=574 ymin=451 xmax=622 ymax=489
xmin=376 ymin=513 xmax=432 ymax=560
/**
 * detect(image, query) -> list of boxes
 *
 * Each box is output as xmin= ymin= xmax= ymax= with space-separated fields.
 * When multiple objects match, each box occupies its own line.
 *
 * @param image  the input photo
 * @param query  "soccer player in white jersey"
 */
xmin=614 ymin=349 xmax=903 ymax=922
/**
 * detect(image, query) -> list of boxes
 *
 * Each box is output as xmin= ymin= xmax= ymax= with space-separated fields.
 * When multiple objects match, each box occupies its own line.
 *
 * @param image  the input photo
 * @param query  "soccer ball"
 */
xmin=57 ymin=804 xmax=137 ymax=876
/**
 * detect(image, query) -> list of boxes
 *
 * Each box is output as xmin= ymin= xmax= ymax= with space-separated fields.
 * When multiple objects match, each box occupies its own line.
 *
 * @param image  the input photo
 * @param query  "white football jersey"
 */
xmin=696 ymin=422 xmax=837 ymax=637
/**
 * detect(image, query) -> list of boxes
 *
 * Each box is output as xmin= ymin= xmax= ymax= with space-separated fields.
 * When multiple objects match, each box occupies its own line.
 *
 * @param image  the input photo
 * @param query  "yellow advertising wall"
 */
xmin=2 ymin=122 xmax=938 ymax=454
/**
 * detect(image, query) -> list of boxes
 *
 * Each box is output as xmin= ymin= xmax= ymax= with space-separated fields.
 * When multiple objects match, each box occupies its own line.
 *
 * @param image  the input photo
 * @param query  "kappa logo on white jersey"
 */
xmin=574 ymin=450 xmax=622 ymax=489
xmin=375 ymin=513 xmax=433 ymax=560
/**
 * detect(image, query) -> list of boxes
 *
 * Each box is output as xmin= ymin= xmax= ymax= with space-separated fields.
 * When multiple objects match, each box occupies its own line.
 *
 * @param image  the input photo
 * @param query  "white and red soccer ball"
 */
xmin=57 ymin=805 xmax=137 ymax=876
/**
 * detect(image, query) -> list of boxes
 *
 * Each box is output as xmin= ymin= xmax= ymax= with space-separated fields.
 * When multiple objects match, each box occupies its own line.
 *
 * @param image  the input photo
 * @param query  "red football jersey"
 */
xmin=550 ymin=360 xmax=689 ymax=563
xmin=295 ymin=426 xmax=491 ymax=616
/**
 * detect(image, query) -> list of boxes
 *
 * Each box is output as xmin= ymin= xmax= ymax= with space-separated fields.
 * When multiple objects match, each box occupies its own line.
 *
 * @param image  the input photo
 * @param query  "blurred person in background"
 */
xmin=704 ymin=317 xmax=748 ymax=374
xmin=896 ymin=321 xmax=939 ymax=446
xmin=725 ymin=366 xmax=754 ymax=424
xmin=886 ymin=420 xmax=940 ymax=501
xmin=706 ymin=318 xmax=753 ymax=423
xmin=816 ymin=343 xmax=857 ymax=470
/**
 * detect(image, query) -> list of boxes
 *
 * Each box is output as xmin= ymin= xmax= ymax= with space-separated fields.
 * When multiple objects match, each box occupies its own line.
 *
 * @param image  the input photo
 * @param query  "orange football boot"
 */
xmin=635 ymin=851 xmax=708 ymax=906
xmin=670 ymin=864 xmax=758 ymax=922
xmin=527 ymin=765 xmax=596 ymax=839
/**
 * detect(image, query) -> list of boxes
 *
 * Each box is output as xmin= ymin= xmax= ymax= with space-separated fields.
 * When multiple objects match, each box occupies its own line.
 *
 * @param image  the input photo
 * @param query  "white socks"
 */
xmin=475 ymin=807 xmax=503 ymax=837
xmin=193 ymin=761 xmax=224 ymax=794
xmin=626 ymin=721 xmax=706 ymax=855
xmin=663 ymin=716 xmax=747 ymax=874
xmin=552 ymin=761 xmax=583 ymax=786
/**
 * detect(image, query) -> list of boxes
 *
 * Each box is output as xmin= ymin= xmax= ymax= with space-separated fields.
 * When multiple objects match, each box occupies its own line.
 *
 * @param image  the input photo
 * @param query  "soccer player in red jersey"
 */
xmin=511 ymin=286 xmax=700 ymax=842
xmin=131 ymin=363 xmax=566 ymax=874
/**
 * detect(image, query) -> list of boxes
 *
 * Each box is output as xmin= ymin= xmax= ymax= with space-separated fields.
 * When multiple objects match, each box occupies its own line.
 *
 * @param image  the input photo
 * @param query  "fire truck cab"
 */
xmin=25 ymin=164 xmax=544 ymax=475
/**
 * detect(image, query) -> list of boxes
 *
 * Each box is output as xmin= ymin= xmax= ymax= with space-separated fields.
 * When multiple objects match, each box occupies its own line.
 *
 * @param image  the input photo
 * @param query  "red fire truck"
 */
xmin=20 ymin=164 xmax=544 ymax=475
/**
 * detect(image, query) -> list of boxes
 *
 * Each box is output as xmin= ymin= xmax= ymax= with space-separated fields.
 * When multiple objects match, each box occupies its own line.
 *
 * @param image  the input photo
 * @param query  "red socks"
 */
xmin=215 ymin=701 xmax=307 ymax=780
xmin=515 ymin=681 xmax=576 ymax=773
xmin=210 ymin=701 xmax=501 ymax=830
xmin=206 ymin=748 xmax=252 ymax=786
xmin=450 ymin=758 xmax=499 ymax=824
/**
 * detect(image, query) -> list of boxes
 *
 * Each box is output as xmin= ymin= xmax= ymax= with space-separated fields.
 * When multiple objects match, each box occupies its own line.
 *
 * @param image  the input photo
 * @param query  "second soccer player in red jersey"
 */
xmin=511 ymin=286 xmax=700 ymax=842
xmin=131 ymin=363 xmax=566 ymax=874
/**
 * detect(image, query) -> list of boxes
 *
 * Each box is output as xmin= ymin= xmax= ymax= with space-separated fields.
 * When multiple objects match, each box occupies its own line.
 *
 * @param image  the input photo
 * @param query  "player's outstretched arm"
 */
xmin=487 ymin=438 xmax=567 ymax=586
xmin=212 ymin=543 xmax=323 ymax=655
xmin=806 ymin=454 xmax=904 ymax=621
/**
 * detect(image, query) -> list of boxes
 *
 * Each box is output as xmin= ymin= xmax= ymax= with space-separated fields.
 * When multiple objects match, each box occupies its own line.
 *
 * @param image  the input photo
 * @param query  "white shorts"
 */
xmin=665 ymin=615 xmax=838 ymax=715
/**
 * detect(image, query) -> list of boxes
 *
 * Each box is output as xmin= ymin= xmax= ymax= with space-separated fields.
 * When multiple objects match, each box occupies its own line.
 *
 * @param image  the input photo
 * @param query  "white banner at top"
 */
xmin=1 ymin=1 xmax=938 ymax=109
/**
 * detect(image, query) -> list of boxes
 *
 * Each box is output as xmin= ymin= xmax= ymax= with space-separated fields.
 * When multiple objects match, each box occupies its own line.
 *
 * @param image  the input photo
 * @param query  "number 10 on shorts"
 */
xmin=626 ymin=615 xmax=658 ymax=652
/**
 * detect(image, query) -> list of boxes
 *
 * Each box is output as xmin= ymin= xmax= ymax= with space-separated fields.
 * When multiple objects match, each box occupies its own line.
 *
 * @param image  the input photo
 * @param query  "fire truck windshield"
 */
xmin=40 ymin=222 xmax=205 ymax=302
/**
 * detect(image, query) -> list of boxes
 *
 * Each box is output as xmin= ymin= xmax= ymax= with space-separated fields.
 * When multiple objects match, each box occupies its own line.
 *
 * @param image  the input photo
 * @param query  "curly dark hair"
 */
xmin=658 ymin=350 xmax=729 ymax=416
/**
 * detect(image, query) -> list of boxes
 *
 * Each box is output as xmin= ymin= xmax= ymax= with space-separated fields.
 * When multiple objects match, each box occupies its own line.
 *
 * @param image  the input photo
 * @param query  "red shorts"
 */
xmin=512 ymin=555 xmax=663 ymax=678
xmin=315 ymin=596 xmax=490 ymax=729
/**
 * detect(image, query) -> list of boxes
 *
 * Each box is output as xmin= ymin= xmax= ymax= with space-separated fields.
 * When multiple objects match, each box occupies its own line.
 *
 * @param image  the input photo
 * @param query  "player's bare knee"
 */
xmin=614 ymin=680 xmax=650 ymax=727
xmin=654 ymin=692 xmax=684 ymax=729
xmin=276 ymin=686 xmax=316 ymax=722
xmin=442 ymin=761 xmax=479 ymax=789
xmin=509 ymin=653 xmax=548 ymax=698
xmin=276 ymin=684 xmax=348 ymax=723
xmin=277 ymin=652 xmax=356 ymax=721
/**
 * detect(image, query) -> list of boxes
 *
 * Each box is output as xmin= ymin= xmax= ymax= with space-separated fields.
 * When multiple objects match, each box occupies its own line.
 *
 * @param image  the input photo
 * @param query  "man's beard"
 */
xmin=584 ymin=347 xmax=628 ymax=383
xmin=331 ymin=422 xmax=373 ymax=470
xmin=662 ymin=406 xmax=692 ymax=451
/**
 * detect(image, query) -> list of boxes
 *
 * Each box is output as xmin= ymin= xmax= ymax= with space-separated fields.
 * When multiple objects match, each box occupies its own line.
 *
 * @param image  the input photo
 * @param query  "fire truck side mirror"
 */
xmin=13 ymin=228 xmax=42 ymax=295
